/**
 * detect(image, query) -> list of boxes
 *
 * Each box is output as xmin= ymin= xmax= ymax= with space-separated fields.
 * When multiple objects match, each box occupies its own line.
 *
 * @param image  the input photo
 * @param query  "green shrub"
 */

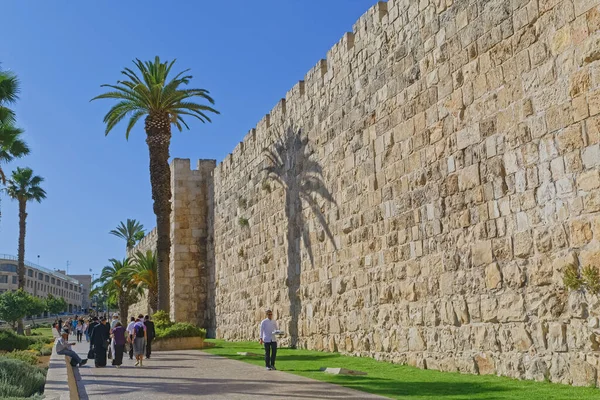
xmin=27 ymin=337 xmax=54 ymax=354
xmin=238 ymin=217 xmax=249 ymax=227
xmin=156 ymin=322 xmax=206 ymax=340
xmin=39 ymin=343 xmax=53 ymax=356
xmin=0 ymin=330 xmax=36 ymax=352
xmin=0 ymin=358 xmax=46 ymax=398
xmin=3 ymin=350 xmax=38 ymax=365
xmin=152 ymin=310 xmax=173 ymax=329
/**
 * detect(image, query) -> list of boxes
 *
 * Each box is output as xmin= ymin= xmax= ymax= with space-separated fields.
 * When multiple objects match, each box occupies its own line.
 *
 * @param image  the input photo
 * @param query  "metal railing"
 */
xmin=0 ymin=254 xmax=81 ymax=285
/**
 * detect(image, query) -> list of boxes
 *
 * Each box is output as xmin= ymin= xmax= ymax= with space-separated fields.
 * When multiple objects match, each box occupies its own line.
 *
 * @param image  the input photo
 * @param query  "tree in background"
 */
xmin=0 ymin=289 xmax=34 ymax=331
xmin=46 ymin=294 xmax=67 ymax=316
xmin=91 ymin=258 xmax=137 ymax=322
xmin=26 ymin=296 xmax=46 ymax=328
xmin=92 ymin=56 xmax=219 ymax=312
xmin=127 ymin=250 xmax=158 ymax=312
xmin=0 ymin=68 xmax=30 ymax=226
xmin=4 ymin=167 xmax=46 ymax=334
xmin=110 ymin=218 xmax=145 ymax=250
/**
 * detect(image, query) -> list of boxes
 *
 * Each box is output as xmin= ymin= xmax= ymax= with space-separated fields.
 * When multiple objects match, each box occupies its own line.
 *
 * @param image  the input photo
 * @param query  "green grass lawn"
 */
xmin=30 ymin=327 xmax=53 ymax=340
xmin=203 ymin=340 xmax=600 ymax=400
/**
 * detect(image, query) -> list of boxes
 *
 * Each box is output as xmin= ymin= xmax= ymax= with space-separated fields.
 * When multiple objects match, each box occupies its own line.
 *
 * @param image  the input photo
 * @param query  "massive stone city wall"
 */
xmin=211 ymin=0 xmax=600 ymax=386
xmin=127 ymin=0 xmax=600 ymax=386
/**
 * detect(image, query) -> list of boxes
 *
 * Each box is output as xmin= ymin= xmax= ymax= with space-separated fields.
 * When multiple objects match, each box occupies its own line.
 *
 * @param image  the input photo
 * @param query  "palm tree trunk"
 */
xmin=148 ymin=289 xmax=158 ymax=314
xmin=118 ymin=296 xmax=129 ymax=324
xmin=145 ymin=113 xmax=172 ymax=313
xmin=16 ymin=199 xmax=27 ymax=334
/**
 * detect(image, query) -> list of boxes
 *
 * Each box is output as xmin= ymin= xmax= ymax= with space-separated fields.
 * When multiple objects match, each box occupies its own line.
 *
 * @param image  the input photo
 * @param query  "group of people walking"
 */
xmin=55 ymin=316 xmax=89 ymax=343
xmin=54 ymin=313 xmax=155 ymax=368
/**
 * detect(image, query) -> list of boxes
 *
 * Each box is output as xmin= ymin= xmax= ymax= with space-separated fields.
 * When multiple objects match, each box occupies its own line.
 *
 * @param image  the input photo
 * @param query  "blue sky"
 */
xmin=0 ymin=1 xmax=375 ymax=277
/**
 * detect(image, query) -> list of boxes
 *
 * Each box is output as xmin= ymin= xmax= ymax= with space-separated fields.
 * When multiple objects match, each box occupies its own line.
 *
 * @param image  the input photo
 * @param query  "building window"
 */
xmin=51 ymin=278 xmax=55 ymax=284
xmin=69 ymin=284 xmax=73 ymax=290
xmin=12 ymin=276 xmax=17 ymax=284
xmin=27 ymin=269 xmax=33 ymax=277
xmin=45 ymin=275 xmax=49 ymax=282
xmin=0 ymin=264 xmax=17 ymax=273
xmin=38 ymin=273 xmax=43 ymax=280
xmin=0 ymin=275 xmax=8 ymax=283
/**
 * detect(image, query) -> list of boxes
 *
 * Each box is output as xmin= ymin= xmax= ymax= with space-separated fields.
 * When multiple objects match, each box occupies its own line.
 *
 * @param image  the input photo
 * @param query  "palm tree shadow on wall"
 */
xmin=262 ymin=126 xmax=337 ymax=348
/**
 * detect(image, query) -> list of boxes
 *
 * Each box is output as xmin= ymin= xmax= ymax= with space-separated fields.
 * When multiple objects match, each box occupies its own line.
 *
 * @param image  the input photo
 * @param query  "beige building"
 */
xmin=67 ymin=274 xmax=92 ymax=312
xmin=0 ymin=254 xmax=83 ymax=314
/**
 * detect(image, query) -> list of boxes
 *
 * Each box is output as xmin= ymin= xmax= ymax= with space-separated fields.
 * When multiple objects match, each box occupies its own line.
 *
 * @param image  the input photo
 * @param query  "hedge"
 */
xmin=0 ymin=358 xmax=46 ymax=398
xmin=2 ymin=350 xmax=38 ymax=365
xmin=155 ymin=322 xmax=206 ymax=340
xmin=0 ymin=330 xmax=36 ymax=352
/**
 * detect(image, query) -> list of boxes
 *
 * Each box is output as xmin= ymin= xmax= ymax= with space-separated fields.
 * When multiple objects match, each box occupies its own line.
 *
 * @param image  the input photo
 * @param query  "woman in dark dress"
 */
xmin=111 ymin=322 xmax=127 ymax=367
xmin=90 ymin=317 xmax=110 ymax=367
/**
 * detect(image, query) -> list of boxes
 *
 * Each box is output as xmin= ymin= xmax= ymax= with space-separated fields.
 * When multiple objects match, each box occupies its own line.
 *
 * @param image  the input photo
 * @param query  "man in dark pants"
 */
xmin=144 ymin=315 xmax=156 ymax=359
xmin=259 ymin=309 xmax=279 ymax=370
xmin=126 ymin=316 xmax=136 ymax=359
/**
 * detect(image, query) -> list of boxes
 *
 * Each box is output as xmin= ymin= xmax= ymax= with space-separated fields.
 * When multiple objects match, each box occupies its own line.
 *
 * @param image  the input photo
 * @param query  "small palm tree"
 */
xmin=126 ymin=250 xmax=158 ymax=313
xmin=91 ymin=258 xmax=137 ymax=323
xmin=92 ymin=56 xmax=219 ymax=312
xmin=110 ymin=219 xmax=145 ymax=250
xmin=5 ymin=167 xmax=46 ymax=334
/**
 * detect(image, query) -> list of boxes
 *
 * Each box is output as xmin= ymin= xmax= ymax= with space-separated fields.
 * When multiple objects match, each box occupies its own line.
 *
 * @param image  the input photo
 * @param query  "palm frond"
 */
xmin=92 ymin=56 xmax=219 ymax=138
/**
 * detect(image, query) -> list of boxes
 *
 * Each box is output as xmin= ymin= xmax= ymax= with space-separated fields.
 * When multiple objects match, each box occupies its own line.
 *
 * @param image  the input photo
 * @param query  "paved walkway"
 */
xmin=73 ymin=347 xmax=386 ymax=399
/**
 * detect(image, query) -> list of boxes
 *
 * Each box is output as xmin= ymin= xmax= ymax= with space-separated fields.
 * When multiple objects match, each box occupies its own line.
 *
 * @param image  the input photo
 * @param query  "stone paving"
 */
xmin=73 ymin=347 xmax=386 ymax=399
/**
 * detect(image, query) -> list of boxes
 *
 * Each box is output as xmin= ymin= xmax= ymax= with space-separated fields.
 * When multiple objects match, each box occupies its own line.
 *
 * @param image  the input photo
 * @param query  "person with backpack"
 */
xmin=132 ymin=314 xmax=147 ymax=367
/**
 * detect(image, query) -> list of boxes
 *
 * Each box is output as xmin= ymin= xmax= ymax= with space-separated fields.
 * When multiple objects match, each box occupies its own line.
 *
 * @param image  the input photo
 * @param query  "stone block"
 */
xmin=571 ymin=357 xmax=598 ymax=387
xmin=472 ymin=241 xmax=493 ymax=267
xmin=497 ymin=292 xmax=526 ymax=322
xmin=474 ymin=353 xmax=496 ymax=375
xmin=513 ymin=231 xmax=533 ymax=258
xmin=458 ymin=163 xmax=481 ymax=191
xmin=548 ymin=322 xmax=568 ymax=352
xmin=485 ymin=263 xmax=502 ymax=289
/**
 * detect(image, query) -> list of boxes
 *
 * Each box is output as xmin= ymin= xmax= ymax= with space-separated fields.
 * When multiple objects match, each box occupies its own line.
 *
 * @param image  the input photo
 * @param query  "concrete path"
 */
xmin=73 ymin=347 xmax=386 ymax=399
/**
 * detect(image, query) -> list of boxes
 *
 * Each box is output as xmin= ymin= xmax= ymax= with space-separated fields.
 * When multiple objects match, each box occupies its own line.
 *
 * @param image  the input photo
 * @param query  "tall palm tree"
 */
xmin=0 ymin=68 xmax=29 ymax=185
xmin=126 ymin=250 xmax=158 ymax=313
xmin=110 ymin=218 xmax=145 ymax=250
xmin=263 ymin=126 xmax=336 ymax=348
xmin=92 ymin=56 xmax=219 ymax=312
xmin=0 ymin=67 xmax=19 ymax=125
xmin=5 ymin=167 xmax=46 ymax=334
xmin=91 ymin=258 xmax=137 ymax=323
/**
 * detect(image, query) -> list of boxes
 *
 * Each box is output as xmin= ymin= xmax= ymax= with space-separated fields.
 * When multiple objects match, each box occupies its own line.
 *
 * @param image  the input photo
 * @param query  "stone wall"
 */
xmin=128 ymin=158 xmax=215 ymax=329
xmin=210 ymin=0 xmax=600 ymax=386
xmin=170 ymin=159 xmax=215 ymax=327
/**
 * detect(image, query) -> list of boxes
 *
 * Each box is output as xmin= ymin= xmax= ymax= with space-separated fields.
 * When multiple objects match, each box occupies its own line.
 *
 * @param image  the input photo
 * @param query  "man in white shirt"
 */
xmin=126 ymin=316 xmax=136 ymax=360
xmin=259 ymin=309 xmax=279 ymax=370
xmin=56 ymin=330 xmax=87 ymax=367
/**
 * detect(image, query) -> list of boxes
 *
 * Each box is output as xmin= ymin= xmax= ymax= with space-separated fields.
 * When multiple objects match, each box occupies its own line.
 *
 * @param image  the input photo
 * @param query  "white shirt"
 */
xmin=126 ymin=321 xmax=136 ymax=335
xmin=260 ymin=318 xmax=278 ymax=343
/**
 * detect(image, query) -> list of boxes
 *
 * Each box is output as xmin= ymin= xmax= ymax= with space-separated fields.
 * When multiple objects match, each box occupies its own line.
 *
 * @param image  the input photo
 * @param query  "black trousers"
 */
xmin=112 ymin=344 xmax=125 ymax=366
xmin=129 ymin=335 xmax=134 ymax=359
xmin=146 ymin=337 xmax=153 ymax=358
xmin=76 ymin=331 xmax=83 ymax=342
xmin=264 ymin=342 xmax=277 ymax=368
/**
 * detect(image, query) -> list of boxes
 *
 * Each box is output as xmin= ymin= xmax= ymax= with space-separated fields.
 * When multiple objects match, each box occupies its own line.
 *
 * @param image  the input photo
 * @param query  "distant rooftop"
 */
xmin=0 ymin=254 xmax=81 ymax=285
